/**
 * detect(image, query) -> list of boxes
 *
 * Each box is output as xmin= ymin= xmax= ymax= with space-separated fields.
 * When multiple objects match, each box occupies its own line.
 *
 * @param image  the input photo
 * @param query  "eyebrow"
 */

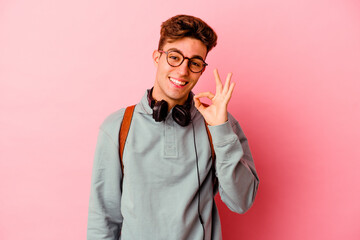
xmin=166 ymin=48 xmax=205 ymax=61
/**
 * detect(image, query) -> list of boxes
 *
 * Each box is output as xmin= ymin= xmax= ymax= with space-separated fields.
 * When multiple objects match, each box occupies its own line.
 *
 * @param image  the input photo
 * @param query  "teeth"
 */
xmin=170 ymin=77 xmax=186 ymax=86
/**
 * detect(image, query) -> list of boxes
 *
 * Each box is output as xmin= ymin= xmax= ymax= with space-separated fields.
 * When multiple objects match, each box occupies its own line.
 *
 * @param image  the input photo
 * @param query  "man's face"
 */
xmin=152 ymin=37 xmax=207 ymax=108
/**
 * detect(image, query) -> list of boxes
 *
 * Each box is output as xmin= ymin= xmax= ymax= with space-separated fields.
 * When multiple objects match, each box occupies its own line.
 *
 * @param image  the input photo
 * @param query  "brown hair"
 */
xmin=158 ymin=15 xmax=217 ymax=53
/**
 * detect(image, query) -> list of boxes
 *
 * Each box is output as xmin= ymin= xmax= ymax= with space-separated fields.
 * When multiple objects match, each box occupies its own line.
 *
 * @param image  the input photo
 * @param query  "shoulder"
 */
xmin=99 ymin=108 xmax=126 ymax=143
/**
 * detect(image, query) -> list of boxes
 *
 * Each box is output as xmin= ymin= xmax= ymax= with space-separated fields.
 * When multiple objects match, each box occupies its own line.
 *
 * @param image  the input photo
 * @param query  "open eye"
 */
xmin=169 ymin=55 xmax=180 ymax=61
xmin=190 ymin=61 xmax=201 ymax=67
xmin=167 ymin=52 xmax=183 ymax=63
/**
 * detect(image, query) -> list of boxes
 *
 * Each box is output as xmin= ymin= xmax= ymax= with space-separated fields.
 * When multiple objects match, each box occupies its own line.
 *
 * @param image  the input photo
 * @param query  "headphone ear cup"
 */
xmin=152 ymin=100 xmax=168 ymax=122
xmin=172 ymin=105 xmax=191 ymax=127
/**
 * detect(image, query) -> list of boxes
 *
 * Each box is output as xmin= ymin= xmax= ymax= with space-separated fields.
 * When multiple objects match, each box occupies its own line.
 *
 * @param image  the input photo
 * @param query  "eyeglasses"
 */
xmin=158 ymin=50 xmax=208 ymax=73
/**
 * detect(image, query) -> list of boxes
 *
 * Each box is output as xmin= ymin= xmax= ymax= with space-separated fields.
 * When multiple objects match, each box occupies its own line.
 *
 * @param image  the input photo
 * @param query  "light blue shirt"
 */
xmin=87 ymin=90 xmax=259 ymax=240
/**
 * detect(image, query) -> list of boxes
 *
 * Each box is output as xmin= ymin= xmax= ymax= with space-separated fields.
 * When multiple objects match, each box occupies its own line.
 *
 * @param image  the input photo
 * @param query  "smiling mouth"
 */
xmin=169 ymin=77 xmax=188 ymax=87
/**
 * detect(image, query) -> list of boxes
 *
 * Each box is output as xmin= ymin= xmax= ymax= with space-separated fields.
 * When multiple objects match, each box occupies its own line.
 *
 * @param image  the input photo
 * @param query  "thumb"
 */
xmin=194 ymin=96 xmax=206 ymax=113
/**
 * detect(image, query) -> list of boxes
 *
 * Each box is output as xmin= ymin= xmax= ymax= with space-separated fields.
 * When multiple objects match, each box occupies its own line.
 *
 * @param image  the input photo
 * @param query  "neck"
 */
xmin=148 ymin=88 xmax=191 ymax=111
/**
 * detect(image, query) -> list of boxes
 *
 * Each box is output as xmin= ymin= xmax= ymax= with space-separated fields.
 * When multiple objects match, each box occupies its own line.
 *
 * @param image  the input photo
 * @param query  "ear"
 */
xmin=152 ymin=50 xmax=160 ymax=66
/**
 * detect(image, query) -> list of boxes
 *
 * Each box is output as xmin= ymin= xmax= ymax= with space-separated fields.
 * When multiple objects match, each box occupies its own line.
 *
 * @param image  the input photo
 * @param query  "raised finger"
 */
xmin=213 ymin=69 xmax=223 ymax=94
xmin=223 ymin=72 xmax=233 ymax=94
xmin=224 ymin=82 xmax=236 ymax=102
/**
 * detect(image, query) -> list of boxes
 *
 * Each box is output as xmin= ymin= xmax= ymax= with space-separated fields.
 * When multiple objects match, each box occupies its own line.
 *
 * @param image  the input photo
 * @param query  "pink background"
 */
xmin=1 ymin=0 xmax=359 ymax=239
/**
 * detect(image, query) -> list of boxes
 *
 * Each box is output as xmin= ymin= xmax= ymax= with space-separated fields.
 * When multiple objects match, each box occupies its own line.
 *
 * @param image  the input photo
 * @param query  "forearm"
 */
xmin=209 ymin=116 xmax=259 ymax=213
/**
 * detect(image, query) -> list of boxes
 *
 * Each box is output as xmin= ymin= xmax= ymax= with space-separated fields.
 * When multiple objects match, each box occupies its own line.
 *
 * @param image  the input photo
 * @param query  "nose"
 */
xmin=177 ymin=59 xmax=190 ymax=76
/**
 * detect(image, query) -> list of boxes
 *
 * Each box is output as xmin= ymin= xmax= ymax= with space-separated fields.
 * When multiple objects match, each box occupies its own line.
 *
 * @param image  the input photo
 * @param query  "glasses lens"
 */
xmin=189 ymin=59 xmax=205 ymax=73
xmin=167 ymin=51 xmax=183 ymax=67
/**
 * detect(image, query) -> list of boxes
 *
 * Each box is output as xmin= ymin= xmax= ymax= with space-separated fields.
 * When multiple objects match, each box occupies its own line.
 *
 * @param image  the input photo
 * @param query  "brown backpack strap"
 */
xmin=204 ymin=123 xmax=215 ymax=162
xmin=204 ymin=121 xmax=218 ymax=193
xmin=119 ymin=105 xmax=136 ymax=177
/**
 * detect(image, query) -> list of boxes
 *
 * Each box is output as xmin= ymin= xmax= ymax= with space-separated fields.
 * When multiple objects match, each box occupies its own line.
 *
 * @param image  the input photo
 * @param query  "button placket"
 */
xmin=164 ymin=118 xmax=177 ymax=158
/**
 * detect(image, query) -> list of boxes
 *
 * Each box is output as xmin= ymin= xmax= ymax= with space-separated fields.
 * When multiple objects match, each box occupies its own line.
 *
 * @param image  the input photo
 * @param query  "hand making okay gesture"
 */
xmin=194 ymin=69 xmax=236 ymax=126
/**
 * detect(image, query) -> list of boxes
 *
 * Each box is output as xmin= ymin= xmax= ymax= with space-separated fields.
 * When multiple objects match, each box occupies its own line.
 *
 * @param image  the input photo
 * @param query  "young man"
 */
xmin=87 ymin=15 xmax=259 ymax=240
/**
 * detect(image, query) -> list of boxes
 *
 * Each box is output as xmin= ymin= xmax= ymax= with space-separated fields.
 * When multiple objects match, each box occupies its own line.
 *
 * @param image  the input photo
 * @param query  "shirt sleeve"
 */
xmin=208 ymin=113 xmax=259 ymax=214
xmin=87 ymin=124 xmax=123 ymax=239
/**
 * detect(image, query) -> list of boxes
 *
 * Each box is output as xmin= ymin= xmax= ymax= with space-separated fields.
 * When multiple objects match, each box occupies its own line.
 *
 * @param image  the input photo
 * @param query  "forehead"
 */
xmin=162 ymin=37 xmax=207 ymax=59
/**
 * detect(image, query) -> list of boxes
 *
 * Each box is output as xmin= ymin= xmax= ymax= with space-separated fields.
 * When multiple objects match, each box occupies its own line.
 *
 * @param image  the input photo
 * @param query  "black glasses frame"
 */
xmin=158 ymin=50 xmax=208 ymax=73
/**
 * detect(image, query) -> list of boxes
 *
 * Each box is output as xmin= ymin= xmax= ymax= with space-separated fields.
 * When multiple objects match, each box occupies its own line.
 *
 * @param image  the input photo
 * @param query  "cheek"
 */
xmin=158 ymin=62 xmax=173 ymax=75
xmin=190 ymin=74 xmax=201 ymax=84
